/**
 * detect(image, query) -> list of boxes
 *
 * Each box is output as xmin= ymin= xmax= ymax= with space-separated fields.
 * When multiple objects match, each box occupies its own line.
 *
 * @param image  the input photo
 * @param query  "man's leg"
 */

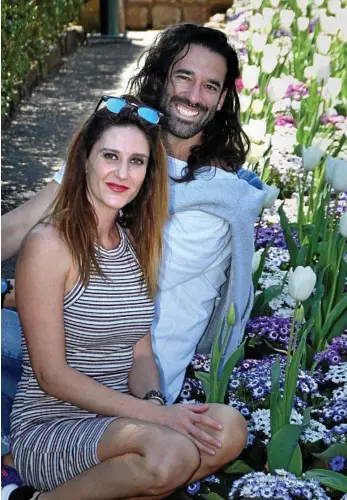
xmin=1 ymin=309 xmax=22 ymax=458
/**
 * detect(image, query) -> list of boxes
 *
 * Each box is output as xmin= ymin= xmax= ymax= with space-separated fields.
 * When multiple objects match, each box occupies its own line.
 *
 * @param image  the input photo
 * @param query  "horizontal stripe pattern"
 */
xmin=11 ymin=225 xmax=154 ymax=488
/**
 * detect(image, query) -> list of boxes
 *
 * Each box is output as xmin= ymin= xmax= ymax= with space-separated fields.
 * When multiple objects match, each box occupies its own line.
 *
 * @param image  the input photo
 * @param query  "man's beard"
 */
xmin=160 ymin=95 xmax=218 ymax=140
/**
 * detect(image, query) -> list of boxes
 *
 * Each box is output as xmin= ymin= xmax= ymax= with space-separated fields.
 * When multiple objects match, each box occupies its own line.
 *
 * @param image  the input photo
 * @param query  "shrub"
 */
xmin=1 ymin=0 xmax=84 ymax=117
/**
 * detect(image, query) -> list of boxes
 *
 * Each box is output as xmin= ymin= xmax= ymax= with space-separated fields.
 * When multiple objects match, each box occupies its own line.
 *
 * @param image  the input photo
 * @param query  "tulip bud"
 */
xmin=251 ymin=33 xmax=268 ymax=53
xmin=243 ymin=119 xmax=267 ymax=144
xmin=325 ymin=156 xmax=347 ymax=192
xmin=317 ymin=33 xmax=332 ymax=54
xmin=302 ymin=146 xmax=324 ymax=171
xmin=288 ymin=266 xmax=317 ymax=302
xmin=252 ymin=251 xmax=262 ymax=274
xmin=242 ymin=65 xmax=260 ymax=90
xmin=267 ymin=77 xmax=289 ymax=102
xmin=340 ymin=211 xmax=347 ymax=238
xmin=247 ymin=143 xmax=268 ymax=164
xmin=262 ymin=185 xmax=280 ymax=208
xmin=297 ymin=16 xmax=310 ymax=30
xmin=251 ymin=98 xmax=265 ymax=115
xmin=280 ymin=9 xmax=295 ymax=30
xmin=227 ymin=303 xmax=236 ymax=328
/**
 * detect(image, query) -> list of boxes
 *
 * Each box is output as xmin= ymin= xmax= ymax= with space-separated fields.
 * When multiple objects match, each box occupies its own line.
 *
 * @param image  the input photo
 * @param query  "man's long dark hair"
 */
xmin=129 ymin=23 xmax=250 ymax=181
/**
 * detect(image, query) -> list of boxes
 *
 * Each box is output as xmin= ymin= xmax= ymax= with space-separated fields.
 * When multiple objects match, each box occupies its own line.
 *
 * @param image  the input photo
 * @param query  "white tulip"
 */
xmin=261 ymin=56 xmax=278 ymax=74
xmin=238 ymin=30 xmax=251 ymax=42
xmin=243 ymin=119 xmax=267 ymax=144
xmin=250 ymin=13 xmax=266 ymax=32
xmin=297 ymin=0 xmax=310 ymax=12
xmin=240 ymin=94 xmax=252 ymax=113
xmin=321 ymin=77 xmax=342 ymax=102
xmin=247 ymin=143 xmax=268 ymax=164
xmin=314 ymin=0 xmax=324 ymax=6
xmin=262 ymin=185 xmax=280 ymax=208
xmin=270 ymin=0 xmax=280 ymax=6
xmin=267 ymin=77 xmax=289 ymax=102
xmin=252 ymin=251 xmax=262 ymax=274
xmin=317 ymin=33 xmax=332 ymax=54
xmin=297 ymin=16 xmax=310 ymax=30
xmin=302 ymin=146 xmax=324 ymax=171
xmin=291 ymin=100 xmax=301 ymax=111
xmin=251 ymin=33 xmax=268 ymax=53
xmin=338 ymin=25 xmax=347 ymax=42
xmin=304 ymin=66 xmax=317 ymax=80
xmin=288 ymin=266 xmax=317 ymax=302
xmin=328 ymin=0 xmax=341 ymax=14
xmin=339 ymin=211 xmax=347 ymax=238
xmin=280 ymin=9 xmax=295 ymax=30
xmin=263 ymin=8 xmax=275 ymax=23
xmin=313 ymin=53 xmax=331 ymax=84
xmin=251 ymin=99 xmax=265 ymax=115
xmin=242 ymin=65 xmax=260 ymax=90
xmin=312 ymin=136 xmax=332 ymax=153
xmin=325 ymin=156 xmax=347 ymax=192
xmin=320 ymin=13 xmax=338 ymax=34
xmin=251 ymin=0 xmax=263 ymax=9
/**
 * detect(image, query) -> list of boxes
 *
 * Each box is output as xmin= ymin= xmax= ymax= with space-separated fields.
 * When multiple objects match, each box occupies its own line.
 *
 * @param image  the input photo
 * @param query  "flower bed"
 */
xmin=181 ymin=0 xmax=347 ymax=497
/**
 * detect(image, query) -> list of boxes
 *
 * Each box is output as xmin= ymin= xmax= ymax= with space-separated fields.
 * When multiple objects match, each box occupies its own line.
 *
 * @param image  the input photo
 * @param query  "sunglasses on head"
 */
xmin=94 ymin=96 xmax=163 ymax=125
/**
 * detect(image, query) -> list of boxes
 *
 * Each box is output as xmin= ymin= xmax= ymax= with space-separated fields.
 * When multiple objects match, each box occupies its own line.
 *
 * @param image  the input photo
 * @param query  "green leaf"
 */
xmin=305 ymin=469 xmax=347 ymax=493
xmin=267 ymin=424 xmax=304 ymax=473
xmin=278 ymin=203 xmax=299 ymax=266
xmin=251 ymin=284 xmax=283 ymax=318
xmin=253 ymin=239 xmax=273 ymax=290
xmin=270 ymin=358 xmax=283 ymax=436
xmin=283 ymin=332 xmax=307 ymax=423
xmin=215 ymin=342 xmax=244 ymax=403
xmin=223 ymin=460 xmax=254 ymax=474
xmin=327 ymin=310 xmax=347 ymax=342
xmin=321 ymin=294 xmax=347 ymax=341
xmin=313 ymin=443 xmax=347 ymax=460
xmin=288 ymin=444 xmax=303 ymax=476
xmin=201 ymin=494 xmax=224 ymax=500
xmin=195 ymin=372 xmax=211 ymax=401
xmin=209 ymin=320 xmax=223 ymax=401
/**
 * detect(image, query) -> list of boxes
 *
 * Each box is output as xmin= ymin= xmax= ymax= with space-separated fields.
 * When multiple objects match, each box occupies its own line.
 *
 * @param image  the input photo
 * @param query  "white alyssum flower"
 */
xmin=325 ymin=363 xmax=347 ymax=384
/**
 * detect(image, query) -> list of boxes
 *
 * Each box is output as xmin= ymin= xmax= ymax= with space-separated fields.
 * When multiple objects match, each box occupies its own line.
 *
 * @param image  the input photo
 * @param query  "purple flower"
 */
xmin=186 ymin=481 xmax=201 ymax=495
xmin=330 ymin=455 xmax=345 ymax=472
xmin=274 ymin=115 xmax=296 ymax=128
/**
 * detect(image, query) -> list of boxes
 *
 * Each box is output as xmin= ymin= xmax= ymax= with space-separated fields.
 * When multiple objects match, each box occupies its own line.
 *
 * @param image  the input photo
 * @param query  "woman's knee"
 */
xmin=143 ymin=431 xmax=200 ymax=495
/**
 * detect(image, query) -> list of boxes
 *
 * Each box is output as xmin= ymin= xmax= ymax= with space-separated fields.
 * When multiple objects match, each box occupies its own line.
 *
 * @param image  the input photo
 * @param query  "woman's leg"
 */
xmin=35 ymin=418 xmax=200 ymax=500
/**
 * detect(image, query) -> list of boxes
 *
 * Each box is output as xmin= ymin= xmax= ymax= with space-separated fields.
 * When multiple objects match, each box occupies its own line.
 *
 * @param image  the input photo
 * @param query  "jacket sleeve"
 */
xmin=158 ymin=210 xmax=231 ymax=291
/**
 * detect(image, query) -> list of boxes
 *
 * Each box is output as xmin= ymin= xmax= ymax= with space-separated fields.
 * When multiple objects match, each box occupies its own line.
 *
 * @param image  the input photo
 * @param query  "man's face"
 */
xmin=160 ymin=44 xmax=227 ymax=140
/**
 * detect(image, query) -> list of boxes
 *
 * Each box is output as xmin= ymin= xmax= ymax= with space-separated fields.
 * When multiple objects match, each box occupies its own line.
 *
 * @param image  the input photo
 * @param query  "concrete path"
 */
xmin=1 ymin=31 xmax=158 ymax=276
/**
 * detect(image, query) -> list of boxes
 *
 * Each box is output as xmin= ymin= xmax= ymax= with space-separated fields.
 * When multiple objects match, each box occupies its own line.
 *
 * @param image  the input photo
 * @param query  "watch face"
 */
xmin=1 ymin=278 xmax=9 ymax=294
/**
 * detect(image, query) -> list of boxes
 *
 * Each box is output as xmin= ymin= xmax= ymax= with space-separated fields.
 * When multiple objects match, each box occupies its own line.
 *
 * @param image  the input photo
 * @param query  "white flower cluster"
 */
xmin=258 ymin=268 xmax=296 ymax=313
xmin=263 ymin=247 xmax=291 ymax=271
xmin=325 ymin=362 xmax=347 ymax=384
xmin=333 ymin=383 xmax=347 ymax=400
xmin=249 ymin=408 xmax=328 ymax=444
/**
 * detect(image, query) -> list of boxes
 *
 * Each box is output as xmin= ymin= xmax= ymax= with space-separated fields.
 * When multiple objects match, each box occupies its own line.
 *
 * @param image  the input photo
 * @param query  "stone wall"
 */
xmin=80 ymin=0 xmax=231 ymax=31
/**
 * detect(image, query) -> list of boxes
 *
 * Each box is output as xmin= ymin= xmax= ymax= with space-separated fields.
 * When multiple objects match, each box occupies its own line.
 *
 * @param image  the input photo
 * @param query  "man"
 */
xmin=2 ymin=24 xmax=265 ymax=411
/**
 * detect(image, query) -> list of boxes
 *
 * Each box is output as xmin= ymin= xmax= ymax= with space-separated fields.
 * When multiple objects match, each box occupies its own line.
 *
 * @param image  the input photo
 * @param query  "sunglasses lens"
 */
xmin=138 ymin=107 xmax=160 ymax=124
xmin=106 ymin=98 xmax=126 ymax=114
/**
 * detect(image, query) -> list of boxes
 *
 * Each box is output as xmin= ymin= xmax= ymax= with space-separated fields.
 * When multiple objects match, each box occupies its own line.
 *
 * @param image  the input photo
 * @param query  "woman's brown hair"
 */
xmin=44 ymin=96 xmax=168 ymax=297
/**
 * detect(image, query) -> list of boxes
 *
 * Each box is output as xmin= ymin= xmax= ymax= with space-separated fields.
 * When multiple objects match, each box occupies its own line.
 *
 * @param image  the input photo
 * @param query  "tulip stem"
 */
xmin=327 ymin=196 xmax=338 ymax=265
xmin=326 ymin=237 xmax=346 ymax=317
xmin=287 ymin=301 xmax=300 ymax=357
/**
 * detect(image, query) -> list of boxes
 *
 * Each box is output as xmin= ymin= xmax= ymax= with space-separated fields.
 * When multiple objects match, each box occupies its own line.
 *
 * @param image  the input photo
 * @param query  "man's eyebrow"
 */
xmin=173 ymin=68 xmax=222 ymax=89
xmin=100 ymin=148 xmax=149 ymax=158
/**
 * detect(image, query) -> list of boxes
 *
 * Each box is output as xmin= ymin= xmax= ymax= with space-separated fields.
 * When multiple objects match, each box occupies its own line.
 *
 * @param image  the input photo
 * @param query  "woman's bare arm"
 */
xmin=129 ymin=333 xmax=161 ymax=398
xmin=1 ymin=180 xmax=59 ymax=261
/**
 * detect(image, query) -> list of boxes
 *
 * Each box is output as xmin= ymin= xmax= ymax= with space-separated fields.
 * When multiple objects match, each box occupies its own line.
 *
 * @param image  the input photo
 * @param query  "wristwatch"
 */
xmin=1 ymin=278 xmax=13 ymax=309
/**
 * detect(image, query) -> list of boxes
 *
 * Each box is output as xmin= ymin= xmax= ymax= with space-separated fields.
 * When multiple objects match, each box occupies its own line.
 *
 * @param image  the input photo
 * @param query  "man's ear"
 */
xmin=217 ymin=89 xmax=227 ymax=111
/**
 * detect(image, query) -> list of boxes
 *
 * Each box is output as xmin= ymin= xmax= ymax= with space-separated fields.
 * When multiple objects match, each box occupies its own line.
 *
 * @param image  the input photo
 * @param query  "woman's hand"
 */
xmin=157 ymin=404 xmax=223 ymax=455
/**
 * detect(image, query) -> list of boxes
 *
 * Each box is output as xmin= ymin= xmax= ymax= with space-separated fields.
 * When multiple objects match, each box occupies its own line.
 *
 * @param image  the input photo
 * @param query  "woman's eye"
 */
xmin=104 ymin=152 xmax=117 ymax=160
xmin=131 ymin=158 xmax=145 ymax=166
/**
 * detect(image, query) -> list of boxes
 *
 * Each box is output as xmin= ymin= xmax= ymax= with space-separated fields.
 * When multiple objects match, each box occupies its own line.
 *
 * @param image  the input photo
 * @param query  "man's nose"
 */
xmin=186 ymin=81 xmax=202 ymax=105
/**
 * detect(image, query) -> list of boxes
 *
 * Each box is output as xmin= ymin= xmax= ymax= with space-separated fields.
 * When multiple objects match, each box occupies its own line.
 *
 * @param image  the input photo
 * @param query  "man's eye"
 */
xmin=177 ymin=74 xmax=189 ymax=81
xmin=205 ymin=85 xmax=218 ymax=92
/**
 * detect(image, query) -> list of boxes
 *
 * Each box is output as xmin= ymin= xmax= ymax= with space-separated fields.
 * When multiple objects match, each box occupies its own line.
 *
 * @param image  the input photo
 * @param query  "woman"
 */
xmin=10 ymin=96 xmax=247 ymax=500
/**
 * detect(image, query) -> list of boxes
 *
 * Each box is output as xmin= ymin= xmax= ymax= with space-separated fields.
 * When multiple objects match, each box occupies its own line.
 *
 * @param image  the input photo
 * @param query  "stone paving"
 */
xmin=1 ymin=31 xmax=158 ymax=276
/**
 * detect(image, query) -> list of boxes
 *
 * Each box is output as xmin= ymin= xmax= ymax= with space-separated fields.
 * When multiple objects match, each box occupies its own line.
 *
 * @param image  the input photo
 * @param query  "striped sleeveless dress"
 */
xmin=10 ymin=225 xmax=155 ymax=491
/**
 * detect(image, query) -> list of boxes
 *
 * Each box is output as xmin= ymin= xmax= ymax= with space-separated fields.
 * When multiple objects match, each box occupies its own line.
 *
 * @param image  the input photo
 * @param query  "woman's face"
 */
xmin=86 ymin=125 xmax=150 ymax=216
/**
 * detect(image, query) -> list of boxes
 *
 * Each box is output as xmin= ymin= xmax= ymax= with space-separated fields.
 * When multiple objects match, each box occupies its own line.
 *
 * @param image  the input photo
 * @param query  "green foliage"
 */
xmin=1 ymin=0 xmax=84 ymax=117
